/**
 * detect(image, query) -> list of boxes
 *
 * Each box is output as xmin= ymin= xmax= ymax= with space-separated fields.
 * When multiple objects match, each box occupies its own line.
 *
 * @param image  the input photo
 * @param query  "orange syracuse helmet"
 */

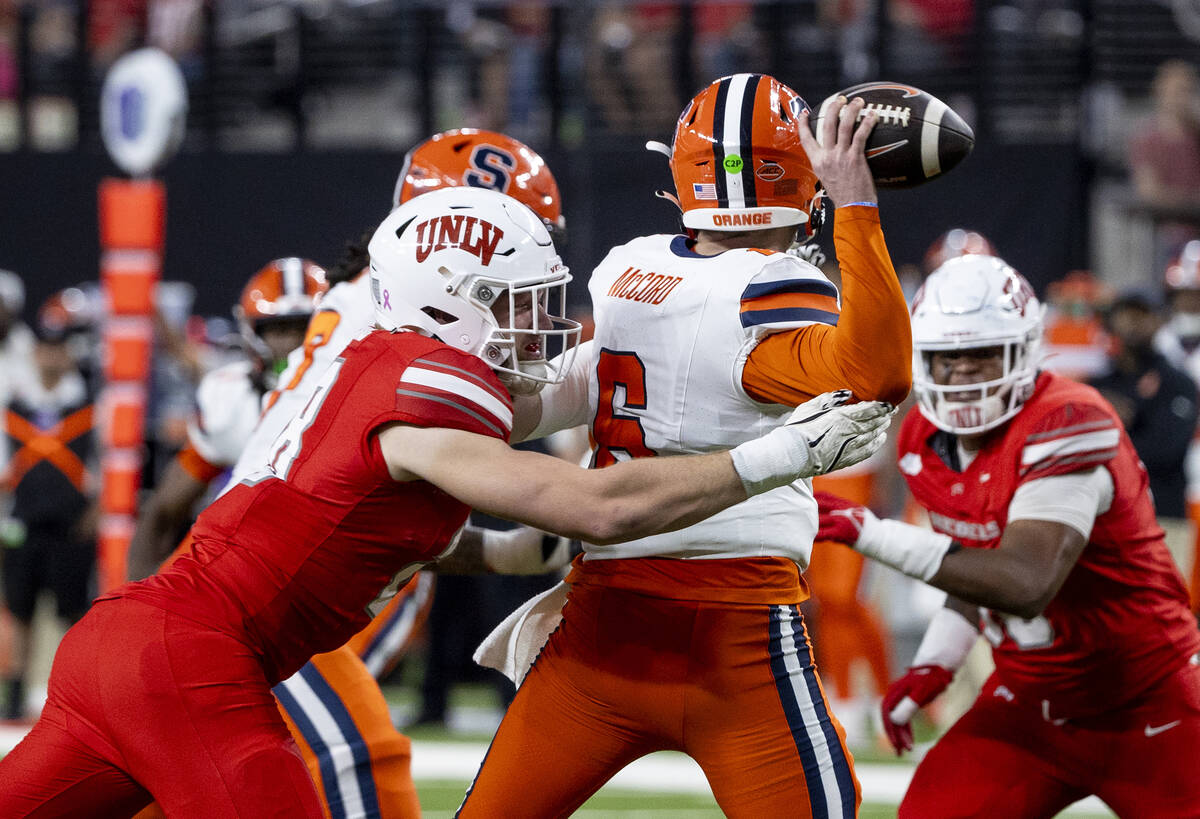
xmin=393 ymin=128 xmax=564 ymax=237
xmin=655 ymin=73 xmax=825 ymax=239
xmin=233 ymin=257 xmax=327 ymax=359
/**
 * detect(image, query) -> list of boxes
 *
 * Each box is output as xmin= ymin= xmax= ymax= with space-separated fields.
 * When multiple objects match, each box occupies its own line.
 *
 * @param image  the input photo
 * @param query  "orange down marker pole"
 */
xmin=96 ymin=178 xmax=164 ymax=591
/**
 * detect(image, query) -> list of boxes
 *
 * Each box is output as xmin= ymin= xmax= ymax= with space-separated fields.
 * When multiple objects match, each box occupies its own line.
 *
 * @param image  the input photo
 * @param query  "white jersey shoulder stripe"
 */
xmin=398 ymin=365 xmax=513 ymax=433
xmin=1021 ymin=427 xmax=1121 ymax=467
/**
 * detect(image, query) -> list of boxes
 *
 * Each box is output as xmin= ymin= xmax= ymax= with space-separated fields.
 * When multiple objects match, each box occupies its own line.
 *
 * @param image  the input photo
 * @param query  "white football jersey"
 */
xmin=582 ymin=234 xmax=840 ymax=566
xmin=223 ymin=274 xmax=374 ymax=491
xmin=186 ymin=360 xmax=263 ymax=469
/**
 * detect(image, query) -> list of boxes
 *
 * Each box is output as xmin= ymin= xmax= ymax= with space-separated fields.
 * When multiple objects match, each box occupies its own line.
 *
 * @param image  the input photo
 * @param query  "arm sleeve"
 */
xmin=1007 ymin=466 xmax=1114 ymax=541
xmin=741 ymin=206 xmax=912 ymax=406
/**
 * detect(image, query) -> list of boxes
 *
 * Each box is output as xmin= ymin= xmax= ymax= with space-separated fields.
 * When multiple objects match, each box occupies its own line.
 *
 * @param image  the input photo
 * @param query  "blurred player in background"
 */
xmin=1 ymin=292 xmax=98 ymax=720
xmin=463 ymin=75 xmax=911 ymax=817
xmin=817 ymin=254 xmax=1200 ymax=818
xmin=1039 ymin=269 xmax=1112 ymax=382
xmin=1156 ymin=239 xmax=1200 ymax=612
xmin=125 ymin=257 xmax=326 ymax=581
xmin=0 ymin=185 xmax=892 ymax=816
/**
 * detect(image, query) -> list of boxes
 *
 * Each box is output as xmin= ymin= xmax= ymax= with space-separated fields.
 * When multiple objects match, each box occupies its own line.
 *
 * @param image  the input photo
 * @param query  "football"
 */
xmin=812 ymin=82 xmax=974 ymax=188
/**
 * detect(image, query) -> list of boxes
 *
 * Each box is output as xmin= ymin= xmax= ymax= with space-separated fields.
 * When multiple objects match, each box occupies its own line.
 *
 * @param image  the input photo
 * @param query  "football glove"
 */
xmin=880 ymin=664 xmax=954 ymax=755
xmin=730 ymin=390 xmax=893 ymax=495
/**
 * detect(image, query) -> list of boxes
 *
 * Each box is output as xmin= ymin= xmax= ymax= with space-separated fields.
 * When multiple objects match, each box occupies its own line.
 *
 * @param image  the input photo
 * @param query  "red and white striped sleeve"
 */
xmin=394 ymin=350 xmax=513 ymax=441
xmin=1018 ymin=402 xmax=1121 ymax=482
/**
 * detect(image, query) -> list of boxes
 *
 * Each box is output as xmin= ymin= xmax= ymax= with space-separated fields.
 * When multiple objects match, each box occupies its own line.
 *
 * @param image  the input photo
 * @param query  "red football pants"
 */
xmin=458 ymin=583 xmax=860 ymax=819
xmin=900 ymin=658 xmax=1200 ymax=819
xmin=0 ymin=598 xmax=323 ymax=818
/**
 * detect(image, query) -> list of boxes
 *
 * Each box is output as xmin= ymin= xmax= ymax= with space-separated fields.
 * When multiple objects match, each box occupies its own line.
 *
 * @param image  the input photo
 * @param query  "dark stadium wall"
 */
xmin=0 ymin=142 xmax=1084 ymax=323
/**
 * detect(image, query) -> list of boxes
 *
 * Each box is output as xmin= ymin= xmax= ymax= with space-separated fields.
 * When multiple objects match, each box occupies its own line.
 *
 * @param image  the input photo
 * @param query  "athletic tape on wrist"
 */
xmin=911 ymin=606 xmax=979 ymax=671
xmin=855 ymin=517 xmax=954 ymax=581
xmin=730 ymin=431 xmax=812 ymax=496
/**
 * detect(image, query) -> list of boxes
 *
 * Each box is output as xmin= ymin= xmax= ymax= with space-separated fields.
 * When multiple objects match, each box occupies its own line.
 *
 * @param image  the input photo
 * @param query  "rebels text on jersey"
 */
xmin=897 ymin=371 xmax=1200 ymax=719
xmin=110 ymin=330 xmax=512 ymax=685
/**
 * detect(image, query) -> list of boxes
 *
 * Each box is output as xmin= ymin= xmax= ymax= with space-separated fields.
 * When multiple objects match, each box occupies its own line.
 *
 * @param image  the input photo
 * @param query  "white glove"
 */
xmin=482 ymin=525 xmax=573 ymax=575
xmin=730 ymin=390 xmax=893 ymax=495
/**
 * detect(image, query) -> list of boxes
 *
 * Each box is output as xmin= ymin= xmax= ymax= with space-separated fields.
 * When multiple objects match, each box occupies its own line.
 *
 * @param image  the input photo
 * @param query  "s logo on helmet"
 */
xmin=414 ymin=216 xmax=505 ymax=266
xmin=465 ymin=146 xmax=517 ymax=193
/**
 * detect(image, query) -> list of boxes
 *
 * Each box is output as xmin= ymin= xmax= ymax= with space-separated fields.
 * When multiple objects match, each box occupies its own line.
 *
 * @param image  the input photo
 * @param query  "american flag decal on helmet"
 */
xmin=693 ymin=183 xmax=717 ymax=200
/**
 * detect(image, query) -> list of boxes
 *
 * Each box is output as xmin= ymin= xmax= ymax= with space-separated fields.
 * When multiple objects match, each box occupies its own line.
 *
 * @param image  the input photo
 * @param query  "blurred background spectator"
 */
xmin=1128 ymin=59 xmax=1200 ymax=274
xmin=1 ymin=291 xmax=97 ymax=720
xmin=1090 ymin=287 xmax=1197 ymax=581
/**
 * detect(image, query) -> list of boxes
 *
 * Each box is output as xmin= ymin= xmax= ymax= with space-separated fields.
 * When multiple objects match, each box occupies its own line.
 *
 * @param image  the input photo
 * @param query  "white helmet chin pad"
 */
xmin=368 ymin=187 xmax=581 ymax=390
xmin=911 ymin=255 xmax=1044 ymax=435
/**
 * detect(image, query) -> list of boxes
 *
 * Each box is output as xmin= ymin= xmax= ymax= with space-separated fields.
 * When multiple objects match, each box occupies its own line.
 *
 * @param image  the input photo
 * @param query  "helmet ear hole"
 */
xmin=420 ymin=306 xmax=458 ymax=325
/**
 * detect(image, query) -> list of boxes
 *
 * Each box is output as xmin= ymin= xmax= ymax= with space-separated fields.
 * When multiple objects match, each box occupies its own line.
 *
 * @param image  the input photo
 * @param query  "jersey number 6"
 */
xmin=592 ymin=349 xmax=655 ymax=468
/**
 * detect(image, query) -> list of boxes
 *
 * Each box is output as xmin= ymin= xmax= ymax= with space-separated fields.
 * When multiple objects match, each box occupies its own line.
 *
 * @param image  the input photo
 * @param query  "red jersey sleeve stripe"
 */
xmin=411 ymin=357 xmax=511 ymax=405
xmin=398 ymin=364 xmax=513 ymax=434
xmin=1020 ymin=426 xmax=1120 ymax=477
xmin=395 ymin=389 xmax=509 ymax=438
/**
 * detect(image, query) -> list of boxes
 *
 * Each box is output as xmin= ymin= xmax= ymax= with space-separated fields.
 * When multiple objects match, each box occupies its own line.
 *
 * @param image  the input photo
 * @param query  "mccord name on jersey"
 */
xmin=607 ymin=266 xmax=684 ymax=305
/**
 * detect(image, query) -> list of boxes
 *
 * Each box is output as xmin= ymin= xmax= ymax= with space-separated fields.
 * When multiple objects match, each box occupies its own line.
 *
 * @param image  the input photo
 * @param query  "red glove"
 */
xmin=813 ymin=490 xmax=870 ymax=545
xmin=879 ymin=664 xmax=954 ymax=755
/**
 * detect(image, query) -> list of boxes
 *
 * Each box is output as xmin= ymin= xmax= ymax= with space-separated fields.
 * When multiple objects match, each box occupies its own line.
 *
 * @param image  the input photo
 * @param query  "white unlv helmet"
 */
xmin=911 ymin=255 xmax=1044 ymax=435
xmin=368 ymin=186 xmax=580 ymax=394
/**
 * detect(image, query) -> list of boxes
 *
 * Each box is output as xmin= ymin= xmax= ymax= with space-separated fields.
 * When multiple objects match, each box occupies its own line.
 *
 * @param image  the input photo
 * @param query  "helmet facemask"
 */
xmin=915 ymin=337 xmax=1040 ymax=435
xmin=460 ymin=271 xmax=580 ymax=396
xmin=910 ymin=255 xmax=1044 ymax=436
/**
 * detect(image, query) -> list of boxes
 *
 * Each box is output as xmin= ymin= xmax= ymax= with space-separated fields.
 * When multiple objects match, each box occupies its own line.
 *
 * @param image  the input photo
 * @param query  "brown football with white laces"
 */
xmin=812 ymin=81 xmax=975 ymax=189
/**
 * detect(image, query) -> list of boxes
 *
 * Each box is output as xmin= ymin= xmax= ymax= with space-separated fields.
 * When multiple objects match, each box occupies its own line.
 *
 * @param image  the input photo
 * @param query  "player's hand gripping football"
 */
xmin=796 ymin=95 xmax=879 ymax=208
xmin=879 ymin=665 xmax=954 ymax=755
xmin=730 ymin=391 xmax=892 ymax=496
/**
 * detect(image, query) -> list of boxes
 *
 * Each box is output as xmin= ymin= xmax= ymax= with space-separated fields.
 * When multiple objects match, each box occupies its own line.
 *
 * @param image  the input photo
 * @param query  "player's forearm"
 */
xmin=474 ymin=450 xmax=748 ymax=545
xmin=927 ymin=549 xmax=1051 ymax=620
xmin=829 ymin=207 xmax=912 ymax=403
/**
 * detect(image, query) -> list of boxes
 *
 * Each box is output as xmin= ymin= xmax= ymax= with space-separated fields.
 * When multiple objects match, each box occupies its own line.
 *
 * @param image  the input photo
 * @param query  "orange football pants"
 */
xmin=459 ymin=573 xmax=860 ymax=818
xmin=807 ymin=473 xmax=892 ymax=699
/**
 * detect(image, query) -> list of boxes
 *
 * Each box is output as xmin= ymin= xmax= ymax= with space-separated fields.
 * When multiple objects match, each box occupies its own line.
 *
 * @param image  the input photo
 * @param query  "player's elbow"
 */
xmin=574 ymin=504 xmax=645 ymax=545
xmin=853 ymin=370 xmax=911 ymax=406
xmin=993 ymin=580 xmax=1055 ymax=620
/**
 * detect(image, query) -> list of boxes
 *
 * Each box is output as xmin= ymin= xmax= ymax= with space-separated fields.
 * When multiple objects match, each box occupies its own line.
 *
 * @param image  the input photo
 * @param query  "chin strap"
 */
xmin=645 ymin=140 xmax=689 ymax=235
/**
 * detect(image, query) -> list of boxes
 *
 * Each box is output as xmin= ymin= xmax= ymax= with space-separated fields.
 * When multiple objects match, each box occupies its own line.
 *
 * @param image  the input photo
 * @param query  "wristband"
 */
xmin=839 ymin=201 xmax=878 ymax=208
xmin=856 ymin=517 xmax=954 ymax=581
xmin=729 ymin=431 xmax=812 ymax=497
xmin=911 ymin=607 xmax=979 ymax=671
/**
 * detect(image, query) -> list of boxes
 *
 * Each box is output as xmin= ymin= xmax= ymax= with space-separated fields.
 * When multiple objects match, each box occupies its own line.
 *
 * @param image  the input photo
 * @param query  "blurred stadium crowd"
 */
xmin=3 ymin=0 xmax=1200 ymax=794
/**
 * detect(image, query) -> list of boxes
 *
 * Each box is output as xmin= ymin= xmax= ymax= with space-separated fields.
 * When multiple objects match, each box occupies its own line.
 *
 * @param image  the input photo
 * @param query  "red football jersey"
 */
xmin=109 ymin=330 xmax=513 ymax=684
xmin=898 ymin=372 xmax=1200 ymax=719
